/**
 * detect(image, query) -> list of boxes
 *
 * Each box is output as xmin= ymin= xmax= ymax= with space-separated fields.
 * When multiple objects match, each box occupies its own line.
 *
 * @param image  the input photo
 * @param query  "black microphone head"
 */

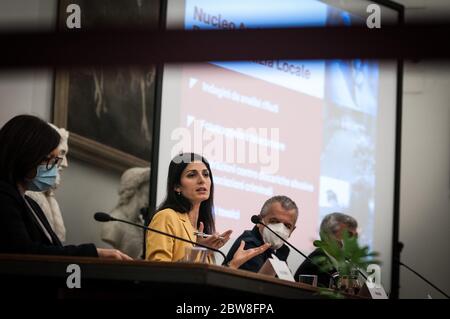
xmin=251 ymin=215 xmax=261 ymax=224
xmin=94 ymin=212 xmax=114 ymax=222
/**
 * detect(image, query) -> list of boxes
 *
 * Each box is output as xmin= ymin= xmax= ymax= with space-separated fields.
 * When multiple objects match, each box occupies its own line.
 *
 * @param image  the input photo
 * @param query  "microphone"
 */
xmin=250 ymin=215 xmax=261 ymax=225
xmin=94 ymin=212 xmax=115 ymax=222
xmin=395 ymin=258 xmax=449 ymax=299
xmin=94 ymin=212 xmax=229 ymax=265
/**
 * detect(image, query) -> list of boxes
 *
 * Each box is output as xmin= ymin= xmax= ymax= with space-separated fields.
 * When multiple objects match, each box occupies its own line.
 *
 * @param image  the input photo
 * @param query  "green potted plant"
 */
xmin=312 ymin=230 xmax=380 ymax=297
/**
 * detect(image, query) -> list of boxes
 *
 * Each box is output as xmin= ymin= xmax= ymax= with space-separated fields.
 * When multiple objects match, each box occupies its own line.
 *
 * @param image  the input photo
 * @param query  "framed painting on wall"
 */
xmin=54 ymin=0 xmax=161 ymax=172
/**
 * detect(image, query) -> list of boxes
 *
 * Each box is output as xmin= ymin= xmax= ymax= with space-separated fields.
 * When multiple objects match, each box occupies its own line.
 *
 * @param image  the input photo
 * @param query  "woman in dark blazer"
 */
xmin=0 ymin=115 xmax=131 ymax=260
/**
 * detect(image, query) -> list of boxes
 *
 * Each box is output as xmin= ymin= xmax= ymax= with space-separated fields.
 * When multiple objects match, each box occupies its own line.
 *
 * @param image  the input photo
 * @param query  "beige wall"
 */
xmin=399 ymin=61 xmax=450 ymax=298
xmin=56 ymin=158 xmax=120 ymax=247
xmin=396 ymin=0 xmax=450 ymax=299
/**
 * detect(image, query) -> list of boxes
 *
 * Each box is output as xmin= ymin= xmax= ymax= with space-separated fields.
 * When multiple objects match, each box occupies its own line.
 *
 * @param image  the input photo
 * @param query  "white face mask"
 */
xmin=262 ymin=223 xmax=291 ymax=250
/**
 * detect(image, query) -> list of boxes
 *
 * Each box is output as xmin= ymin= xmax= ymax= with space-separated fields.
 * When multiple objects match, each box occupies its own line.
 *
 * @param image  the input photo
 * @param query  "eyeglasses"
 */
xmin=45 ymin=156 xmax=63 ymax=170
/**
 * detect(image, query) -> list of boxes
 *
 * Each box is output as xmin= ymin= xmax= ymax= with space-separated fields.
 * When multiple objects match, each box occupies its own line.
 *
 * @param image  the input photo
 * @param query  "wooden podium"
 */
xmin=0 ymin=254 xmax=357 ymax=300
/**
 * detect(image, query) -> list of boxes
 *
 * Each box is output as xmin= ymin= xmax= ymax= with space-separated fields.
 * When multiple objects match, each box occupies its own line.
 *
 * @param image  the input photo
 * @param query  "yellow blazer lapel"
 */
xmin=177 ymin=212 xmax=196 ymax=243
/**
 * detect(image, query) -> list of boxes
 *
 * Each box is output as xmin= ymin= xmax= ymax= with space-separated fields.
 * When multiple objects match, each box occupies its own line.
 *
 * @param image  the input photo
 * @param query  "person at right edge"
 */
xmin=294 ymin=212 xmax=358 ymax=287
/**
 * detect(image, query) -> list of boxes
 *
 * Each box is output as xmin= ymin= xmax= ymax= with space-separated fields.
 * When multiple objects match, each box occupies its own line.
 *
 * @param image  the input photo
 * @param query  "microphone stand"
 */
xmin=95 ymin=213 xmax=229 ymax=265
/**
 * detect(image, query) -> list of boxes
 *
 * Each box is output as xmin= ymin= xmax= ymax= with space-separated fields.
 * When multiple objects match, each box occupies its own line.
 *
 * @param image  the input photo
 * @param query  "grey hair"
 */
xmin=260 ymin=195 xmax=298 ymax=218
xmin=320 ymin=212 xmax=357 ymax=236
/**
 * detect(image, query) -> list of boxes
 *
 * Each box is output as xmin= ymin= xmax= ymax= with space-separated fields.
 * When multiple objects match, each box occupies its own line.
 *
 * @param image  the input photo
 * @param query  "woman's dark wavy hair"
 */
xmin=156 ymin=153 xmax=216 ymax=234
xmin=0 ymin=115 xmax=61 ymax=185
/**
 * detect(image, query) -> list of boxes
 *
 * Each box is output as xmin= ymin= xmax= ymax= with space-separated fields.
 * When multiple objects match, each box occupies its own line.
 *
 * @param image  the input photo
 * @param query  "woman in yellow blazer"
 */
xmin=145 ymin=153 xmax=270 ymax=268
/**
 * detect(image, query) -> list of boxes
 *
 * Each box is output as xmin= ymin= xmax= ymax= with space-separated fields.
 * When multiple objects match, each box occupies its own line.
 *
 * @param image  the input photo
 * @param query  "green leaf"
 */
xmin=313 ymin=229 xmax=381 ymax=277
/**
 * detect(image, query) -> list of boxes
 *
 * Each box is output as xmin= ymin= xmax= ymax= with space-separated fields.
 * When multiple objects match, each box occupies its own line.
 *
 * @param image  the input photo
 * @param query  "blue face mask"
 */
xmin=27 ymin=165 xmax=58 ymax=192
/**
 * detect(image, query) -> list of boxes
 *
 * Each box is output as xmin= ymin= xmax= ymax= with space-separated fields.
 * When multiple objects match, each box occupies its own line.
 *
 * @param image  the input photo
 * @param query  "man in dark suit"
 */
xmin=225 ymin=195 xmax=298 ymax=272
xmin=294 ymin=212 xmax=358 ymax=287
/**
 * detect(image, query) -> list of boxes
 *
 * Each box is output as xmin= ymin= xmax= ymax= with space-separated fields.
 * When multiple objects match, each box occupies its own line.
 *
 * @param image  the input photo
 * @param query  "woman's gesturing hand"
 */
xmin=228 ymin=241 xmax=271 ymax=269
xmin=196 ymin=222 xmax=232 ymax=249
